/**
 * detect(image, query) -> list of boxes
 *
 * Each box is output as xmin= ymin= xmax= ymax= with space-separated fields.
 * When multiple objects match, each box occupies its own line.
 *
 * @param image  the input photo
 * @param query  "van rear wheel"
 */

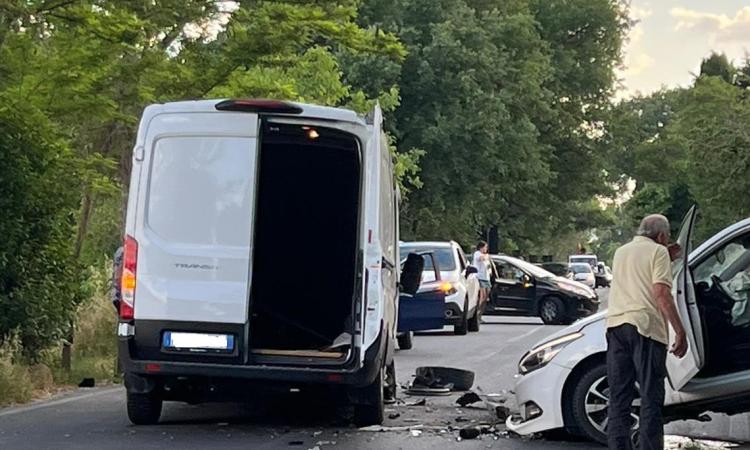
xmin=353 ymin=365 xmax=385 ymax=426
xmin=127 ymin=391 xmax=162 ymax=425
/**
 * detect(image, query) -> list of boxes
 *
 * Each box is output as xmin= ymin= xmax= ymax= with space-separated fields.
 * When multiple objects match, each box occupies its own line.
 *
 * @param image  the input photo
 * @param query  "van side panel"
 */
xmin=132 ymin=112 xmax=259 ymax=324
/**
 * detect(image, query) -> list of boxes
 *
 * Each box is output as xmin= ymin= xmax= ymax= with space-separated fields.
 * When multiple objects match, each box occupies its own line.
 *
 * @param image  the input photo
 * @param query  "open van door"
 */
xmin=398 ymin=253 xmax=447 ymax=332
xmin=666 ymin=205 xmax=706 ymax=390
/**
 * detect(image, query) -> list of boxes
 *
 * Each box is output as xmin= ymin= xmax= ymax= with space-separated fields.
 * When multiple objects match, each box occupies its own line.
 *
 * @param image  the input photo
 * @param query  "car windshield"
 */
xmin=570 ymin=264 xmax=592 ymax=274
xmin=400 ymin=246 xmax=457 ymax=271
xmin=499 ymin=257 xmax=555 ymax=279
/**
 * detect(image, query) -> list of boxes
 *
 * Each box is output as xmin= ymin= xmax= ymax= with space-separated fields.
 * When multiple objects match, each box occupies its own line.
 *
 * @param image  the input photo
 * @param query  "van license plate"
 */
xmin=162 ymin=332 xmax=234 ymax=353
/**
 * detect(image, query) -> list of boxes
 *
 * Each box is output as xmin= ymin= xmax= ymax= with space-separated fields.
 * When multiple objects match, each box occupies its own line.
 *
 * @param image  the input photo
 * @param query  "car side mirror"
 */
xmin=465 ymin=265 xmax=478 ymax=277
xmin=400 ymin=253 xmax=424 ymax=296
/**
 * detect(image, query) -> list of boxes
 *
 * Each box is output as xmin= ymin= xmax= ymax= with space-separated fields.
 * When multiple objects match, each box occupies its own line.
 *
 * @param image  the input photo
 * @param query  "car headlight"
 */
xmin=518 ymin=332 xmax=583 ymax=375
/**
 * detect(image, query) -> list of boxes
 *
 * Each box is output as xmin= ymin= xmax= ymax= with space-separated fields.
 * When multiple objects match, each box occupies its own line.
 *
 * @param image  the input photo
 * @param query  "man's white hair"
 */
xmin=637 ymin=214 xmax=670 ymax=239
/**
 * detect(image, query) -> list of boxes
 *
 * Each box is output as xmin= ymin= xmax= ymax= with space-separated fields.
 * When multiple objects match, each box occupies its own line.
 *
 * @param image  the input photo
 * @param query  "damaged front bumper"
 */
xmin=505 ymin=361 xmax=571 ymax=435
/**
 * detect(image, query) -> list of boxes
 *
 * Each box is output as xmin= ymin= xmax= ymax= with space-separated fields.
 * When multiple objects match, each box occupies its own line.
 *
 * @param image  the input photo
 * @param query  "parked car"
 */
xmin=507 ymin=207 xmax=750 ymax=444
xmin=396 ymin=252 xmax=452 ymax=350
xmin=118 ymin=99 xmax=399 ymax=426
xmin=569 ymin=262 xmax=596 ymax=289
xmin=536 ymin=262 xmax=570 ymax=277
xmin=399 ymin=241 xmax=481 ymax=335
xmin=485 ymin=256 xmax=598 ymax=324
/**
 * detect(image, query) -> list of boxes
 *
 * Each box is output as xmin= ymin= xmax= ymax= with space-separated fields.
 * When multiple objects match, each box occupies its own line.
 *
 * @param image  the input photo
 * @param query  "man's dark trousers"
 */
xmin=607 ymin=323 xmax=668 ymax=450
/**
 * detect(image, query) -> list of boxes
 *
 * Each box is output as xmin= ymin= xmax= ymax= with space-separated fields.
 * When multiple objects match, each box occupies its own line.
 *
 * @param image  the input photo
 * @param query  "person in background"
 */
xmin=606 ymin=214 xmax=687 ymax=450
xmin=473 ymin=241 xmax=491 ymax=314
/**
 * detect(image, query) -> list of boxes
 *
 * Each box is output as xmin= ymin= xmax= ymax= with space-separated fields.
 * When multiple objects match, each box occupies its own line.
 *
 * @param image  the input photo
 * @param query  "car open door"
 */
xmin=666 ymin=205 xmax=706 ymax=390
xmin=398 ymin=252 xmax=446 ymax=332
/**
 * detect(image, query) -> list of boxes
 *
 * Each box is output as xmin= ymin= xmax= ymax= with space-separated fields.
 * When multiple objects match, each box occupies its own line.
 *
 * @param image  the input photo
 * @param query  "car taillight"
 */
xmin=120 ymin=235 xmax=138 ymax=320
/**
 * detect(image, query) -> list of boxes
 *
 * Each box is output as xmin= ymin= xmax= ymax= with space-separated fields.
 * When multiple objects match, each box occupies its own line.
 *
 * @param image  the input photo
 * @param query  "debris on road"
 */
xmin=414 ymin=366 xmax=475 ymax=391
xmin=358 ymin=425 xmax=424 ymax=432
xmin=405 ymin=398 xmax=427 ymax=406
xmin=409 ymin=429 xmax=422 ymax=437
xmin=459 ymin=427 xmax=481 ymax=440
xmin=495 ymin=406 xmax=510 ymax=421
xmin=78 ymin=378 xmax=95 ymax=388
xmin=388 ymin=412 xmax=401 ymax=419
xmin=455 ymin=391 xmax=482 ymax=407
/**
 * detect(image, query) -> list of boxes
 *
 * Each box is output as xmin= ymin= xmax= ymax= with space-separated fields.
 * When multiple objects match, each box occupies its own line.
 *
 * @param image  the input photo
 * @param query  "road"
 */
xmin=1 ymin=288 xmax=749 ymax=449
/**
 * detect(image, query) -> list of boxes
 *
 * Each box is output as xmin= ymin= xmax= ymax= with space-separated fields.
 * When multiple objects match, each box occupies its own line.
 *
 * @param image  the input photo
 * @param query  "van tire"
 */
xmin=397 ymin=332 xmax=413 ymax=350
xmin=454 ymin=298 xmax=469 ymax=335
xmin=127 ymin=391 xmax=162 ymax=425
xmin=353 ymin=366 xmax=385 ymax=426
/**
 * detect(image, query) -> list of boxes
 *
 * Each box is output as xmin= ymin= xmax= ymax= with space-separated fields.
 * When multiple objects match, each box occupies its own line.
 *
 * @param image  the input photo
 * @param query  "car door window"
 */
xmin=496 ymin=261 xmax=522 ymax=283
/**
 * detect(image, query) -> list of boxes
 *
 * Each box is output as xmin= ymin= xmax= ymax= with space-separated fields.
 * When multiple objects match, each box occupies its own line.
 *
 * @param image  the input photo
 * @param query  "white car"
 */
xmin=569 ymin=262 xmax=596 ymax=289
xmin=399 ymin=241 xmax=481 ymax=335
xmin=507 ymin=207 xmax=750 ymax=444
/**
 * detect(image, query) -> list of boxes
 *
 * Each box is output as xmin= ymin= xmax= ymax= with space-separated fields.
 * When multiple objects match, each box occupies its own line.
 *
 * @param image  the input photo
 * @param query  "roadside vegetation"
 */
xmin=1 ymin=0 xmax=749 ymax=405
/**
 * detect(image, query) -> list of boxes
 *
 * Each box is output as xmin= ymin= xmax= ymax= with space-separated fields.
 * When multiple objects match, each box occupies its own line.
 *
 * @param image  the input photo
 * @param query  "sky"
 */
xmin=619 ymin=0 xmax=750 ymax=97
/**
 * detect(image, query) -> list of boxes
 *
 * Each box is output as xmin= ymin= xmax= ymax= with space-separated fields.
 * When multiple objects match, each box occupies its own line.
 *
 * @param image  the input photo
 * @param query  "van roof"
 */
xmin=144 ymin=99 xmax=366 ymax=125
xmin=400 ymin=241 xmax=457 ymax=249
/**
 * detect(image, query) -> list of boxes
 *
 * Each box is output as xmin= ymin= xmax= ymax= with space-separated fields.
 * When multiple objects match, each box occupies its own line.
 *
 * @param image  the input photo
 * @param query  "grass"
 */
xmin=0 ymin=263 xmax=120 ymax=407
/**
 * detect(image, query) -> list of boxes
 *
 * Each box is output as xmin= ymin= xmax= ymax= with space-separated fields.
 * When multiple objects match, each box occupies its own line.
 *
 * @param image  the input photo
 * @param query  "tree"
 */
xmin=0 ymin=99 xmax=87 ymax=358
xmin=671 ymin=76 xmax=750 ymax=240
xmin=355 ymin=0 xmax=628 ymax=252
xmin=700 ymin=52 xmax=735 ymax=84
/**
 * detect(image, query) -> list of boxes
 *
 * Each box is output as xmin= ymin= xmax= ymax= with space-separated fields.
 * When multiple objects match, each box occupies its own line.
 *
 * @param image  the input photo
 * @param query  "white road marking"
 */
xmin=0 ymin=386 xmax=122 ymax=418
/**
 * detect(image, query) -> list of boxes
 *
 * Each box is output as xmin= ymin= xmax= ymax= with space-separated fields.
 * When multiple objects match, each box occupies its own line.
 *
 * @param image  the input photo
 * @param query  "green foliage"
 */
xmin=0 ymin=99 xmax=88 ymax=358
xmin=699 ymin=52 xmax=735 ymax=84
xmin=601 ymin=56 xmax=750 ymax=252
xmin=671 ymin=76 xmax=750 ymax=241
xmin=356 ymin=0 xmax=628 ymax=250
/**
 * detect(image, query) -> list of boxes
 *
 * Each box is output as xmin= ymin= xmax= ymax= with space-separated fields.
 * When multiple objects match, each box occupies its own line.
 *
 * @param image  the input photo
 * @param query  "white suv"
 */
xmin=399 ymin=241 xmax=481 ymax=335
xmin=508 ymin=207 xmax=750 ymax=444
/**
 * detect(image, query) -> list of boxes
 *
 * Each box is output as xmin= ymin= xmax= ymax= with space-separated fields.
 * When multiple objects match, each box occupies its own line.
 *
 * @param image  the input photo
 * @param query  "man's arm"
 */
xmin=653 ymin=282 xmax=688 ymax=357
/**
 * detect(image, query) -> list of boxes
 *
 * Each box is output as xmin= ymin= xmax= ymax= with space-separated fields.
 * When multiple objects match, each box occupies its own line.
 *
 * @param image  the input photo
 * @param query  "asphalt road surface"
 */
xmin=2 ymin=288 xmax=750 ymax=449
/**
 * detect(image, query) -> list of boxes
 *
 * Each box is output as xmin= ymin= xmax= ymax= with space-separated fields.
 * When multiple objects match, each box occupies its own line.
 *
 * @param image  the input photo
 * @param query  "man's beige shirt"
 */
xmin=607 ymin=236 xmax=673 ymax=345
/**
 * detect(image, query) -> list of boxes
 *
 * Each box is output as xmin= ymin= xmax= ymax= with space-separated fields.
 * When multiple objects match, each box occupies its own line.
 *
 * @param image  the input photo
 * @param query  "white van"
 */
xmin=118 ymin=99 xmax=401 ymax=426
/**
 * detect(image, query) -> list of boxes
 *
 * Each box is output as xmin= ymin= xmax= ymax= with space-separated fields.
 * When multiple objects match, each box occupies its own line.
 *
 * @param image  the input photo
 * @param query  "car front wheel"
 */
xmin=539 ymin=297 xmax=566 ymax=324
xmin=569 ymin=363 xmax=640 ymax=445
xmin=454 ymin=297 xmax=469 ymax=335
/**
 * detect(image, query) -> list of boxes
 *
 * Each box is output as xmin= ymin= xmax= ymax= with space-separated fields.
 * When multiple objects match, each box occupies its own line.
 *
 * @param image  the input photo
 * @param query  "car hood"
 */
xmin=528 ymin=310 xmax=607 ymax=349
xmin=554 ymin=277 xmax=595 ymax=295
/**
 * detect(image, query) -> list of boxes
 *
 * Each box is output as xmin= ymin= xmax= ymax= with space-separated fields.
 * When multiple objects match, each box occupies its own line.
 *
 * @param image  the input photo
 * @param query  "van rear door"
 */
xmin=132 ymin=110 xmax=259 ymax=325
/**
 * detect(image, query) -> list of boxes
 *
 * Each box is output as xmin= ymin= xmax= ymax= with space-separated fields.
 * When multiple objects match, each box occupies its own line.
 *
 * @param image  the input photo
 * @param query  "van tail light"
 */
xmin=120 ymin=235 xmax=138 ymax=320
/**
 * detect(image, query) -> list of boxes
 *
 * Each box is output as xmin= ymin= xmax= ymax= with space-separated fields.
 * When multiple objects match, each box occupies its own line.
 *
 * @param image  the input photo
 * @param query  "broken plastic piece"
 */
xmin=495 ymin=406 xmax=510 ymax=421
xmin=459 ymin=427 xmax=482 ymax=439
xmin=456 ymin=391 xmax=483 ymax=407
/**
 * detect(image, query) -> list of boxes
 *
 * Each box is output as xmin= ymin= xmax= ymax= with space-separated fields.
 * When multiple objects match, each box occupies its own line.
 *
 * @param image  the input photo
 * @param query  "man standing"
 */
xmin=607 ymin=214 xmax=688 ymax=450
xmin=473 ymin=241 xmax=491 ymax=313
